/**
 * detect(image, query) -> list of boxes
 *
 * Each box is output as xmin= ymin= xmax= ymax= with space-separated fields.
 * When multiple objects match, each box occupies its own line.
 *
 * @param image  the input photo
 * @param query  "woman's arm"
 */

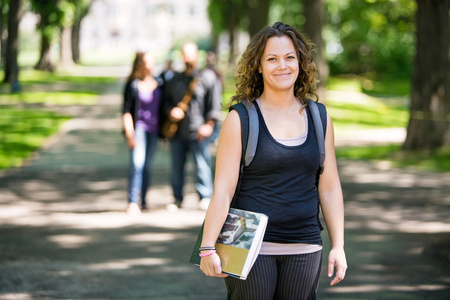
xmin=122 ymin=113 xmax=135 ymax=149
xmin=199 ymin=110 xmax=242 ymax=278
xmin=318 ymin=112 xmax=347 ymax=286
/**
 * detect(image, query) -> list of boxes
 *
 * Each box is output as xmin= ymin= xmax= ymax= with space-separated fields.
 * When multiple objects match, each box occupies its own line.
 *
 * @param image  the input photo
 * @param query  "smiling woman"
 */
xmin=199 ymin=22 xmax=347 ymax=299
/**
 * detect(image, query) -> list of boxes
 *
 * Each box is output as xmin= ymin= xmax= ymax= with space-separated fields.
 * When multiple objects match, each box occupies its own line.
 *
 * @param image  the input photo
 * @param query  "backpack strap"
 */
xmin=243 ymin=102 xmax=259 ymax=167
xmin=229 ymin=102 xmax=258 ymax=207
xmin=307 ymin=99 xmax=326 ymax=174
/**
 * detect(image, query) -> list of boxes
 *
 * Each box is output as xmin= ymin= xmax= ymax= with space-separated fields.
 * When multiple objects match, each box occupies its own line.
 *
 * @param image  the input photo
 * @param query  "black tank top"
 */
xmin=234 ymin=103 xmax=323 ymax=244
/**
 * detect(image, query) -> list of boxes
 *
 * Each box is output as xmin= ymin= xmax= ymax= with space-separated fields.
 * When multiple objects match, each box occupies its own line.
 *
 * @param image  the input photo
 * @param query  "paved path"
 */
xmin=0 ymin=78 xmax=449 ymax=299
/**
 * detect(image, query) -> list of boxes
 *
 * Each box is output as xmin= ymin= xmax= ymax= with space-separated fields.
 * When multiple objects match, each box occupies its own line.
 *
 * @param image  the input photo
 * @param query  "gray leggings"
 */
xmin=225 ymin=250 xmax=322 ymax=300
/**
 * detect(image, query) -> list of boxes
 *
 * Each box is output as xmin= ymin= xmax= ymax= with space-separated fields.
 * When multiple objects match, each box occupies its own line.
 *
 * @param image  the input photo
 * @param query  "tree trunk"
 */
xmin=0 ymin=0 xmax=5 ymax=64
xmin=303 ymin=0 xmax=328 ymax=102
xmin=246 ymin=0 xmax=271 ymax=38
xmin=3 ymin=0 xmax=23 ymax=85
xmin=403 ymin=0 xmax=450 ymax=150
xmin=71 ymin=3 xmax=91 ymax=64
xmin=59 ymin=26 xmax=73 ymax=66
xmin=228 ymin=3 xmax=239 ymax=65
xmin=35 ymin=33 xmax=54 ymax=71
xmin=71 ymin=19 xmax=81 ymax=63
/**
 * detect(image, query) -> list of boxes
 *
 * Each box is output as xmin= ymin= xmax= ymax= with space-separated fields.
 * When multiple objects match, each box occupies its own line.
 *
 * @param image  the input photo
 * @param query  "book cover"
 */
xmin=189 ymin=208 xmax=268 ymax=280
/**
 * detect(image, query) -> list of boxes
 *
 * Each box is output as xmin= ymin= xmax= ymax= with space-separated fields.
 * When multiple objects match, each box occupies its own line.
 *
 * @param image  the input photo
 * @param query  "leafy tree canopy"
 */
xmin=325 ymin=0 xmax=416 ymax=78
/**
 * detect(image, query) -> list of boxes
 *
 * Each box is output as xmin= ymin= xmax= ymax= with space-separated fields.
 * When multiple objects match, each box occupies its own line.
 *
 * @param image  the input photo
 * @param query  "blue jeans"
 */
xmin=128 ymin=127 xmax=158 ymax=207
xmin=170 ymin=136 xmax=214 ymax=202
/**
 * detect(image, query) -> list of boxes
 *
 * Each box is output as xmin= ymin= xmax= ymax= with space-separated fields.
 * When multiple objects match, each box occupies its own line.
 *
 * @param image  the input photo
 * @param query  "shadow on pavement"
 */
xmin=1 ymin=78 xmax=449 ymax=299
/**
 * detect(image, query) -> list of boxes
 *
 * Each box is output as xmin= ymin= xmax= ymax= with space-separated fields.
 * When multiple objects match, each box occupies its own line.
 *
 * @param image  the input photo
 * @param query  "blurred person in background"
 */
xmin=122 ymin=51 xmax=163 ymax=214
xmin=164 ymin=42 xmax=222 ymax=211
xmin=160 ymin=57 xmax=175 ymax=85
xmin=205 ymin=51 xmax=223 ymax=89
xmin=205 ymin=51 xmax=224 ymax=145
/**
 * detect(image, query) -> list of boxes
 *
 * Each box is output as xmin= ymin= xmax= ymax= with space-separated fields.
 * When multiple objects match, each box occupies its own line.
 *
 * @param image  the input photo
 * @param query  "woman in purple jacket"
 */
xmin=122 ymin=52 xmax=162 ymax=214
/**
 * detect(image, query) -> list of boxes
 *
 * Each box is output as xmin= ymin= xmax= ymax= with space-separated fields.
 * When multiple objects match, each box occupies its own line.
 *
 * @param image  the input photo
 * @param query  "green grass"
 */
xmin=18 ymin=69 xmax=118 ymax=85
xmin=327 ymin=76 xmax=363 ymax=93
xmin=327 ymin=74 xmax=410 ymax=97
xmin=18 ymin=49 xmax=134 ymax=68
xmin=325 ymin=76 xmax=450 ymax=172
xmin=327 ymin=100 xmax=409 ymax=131
xmin=0 ymin=68 xmax=119 ymax=169
xmin=0 ymin=91 xmax=99 ymax=105
xmin=336 ymin=144 xmax=450 ymax=172
xmin=0 ymin=107 xmax=70 ymax=169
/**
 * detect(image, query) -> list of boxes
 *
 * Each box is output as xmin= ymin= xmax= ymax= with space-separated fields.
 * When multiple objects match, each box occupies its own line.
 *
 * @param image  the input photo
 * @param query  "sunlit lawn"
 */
xmin=18 ymin=69 xmax=118 ymax=85
xmin=325 ymin=76 xmax=449 ymax=171
xmin=0 ymin=107 xmax=70 ymax=168
xmin=0 ymin=91 xmax=99 ymax=105
xmin=0 ymin=68 xmax=118 ymax=169
xmin=335 ymin=144 xmax=450 ymax=172
xmin=327 ymin=74 xmax=410 ymax=97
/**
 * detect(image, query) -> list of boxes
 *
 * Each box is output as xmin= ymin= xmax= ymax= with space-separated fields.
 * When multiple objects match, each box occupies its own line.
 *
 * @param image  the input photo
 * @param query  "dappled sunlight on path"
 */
xmin=0 ymin=78 xmax=449 ymax=299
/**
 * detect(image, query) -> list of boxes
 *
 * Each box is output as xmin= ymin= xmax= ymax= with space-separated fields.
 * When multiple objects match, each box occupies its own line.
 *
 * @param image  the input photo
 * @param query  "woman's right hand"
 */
xmin=199 ymin=253 xmax=228 ymax=278
xmin=126 ymin=135 xmax=135 ymax=149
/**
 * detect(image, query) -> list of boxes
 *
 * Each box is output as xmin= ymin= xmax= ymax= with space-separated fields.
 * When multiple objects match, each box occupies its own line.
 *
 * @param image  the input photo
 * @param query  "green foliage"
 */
xmin=208 ymin=0 xmax=228 ymax=37
xmin=0 ymin=107 xmax=69 ymax=169
xmin=266 ymin=0 xmax=417 ymax=78
xmin=208 ymin=0 xmax=246 ymax=38
xmin=325 ymin=0 xmax=416 ymax=78
xmin=0 ymin=0 xmax=9 ymax=29
xmin=30 ymin=0 xmax=68 ymax=40
xmin=269 ymin=0 xmax=304 ymax=28
xmin=71 ymin=0 xmax=91 ymax=21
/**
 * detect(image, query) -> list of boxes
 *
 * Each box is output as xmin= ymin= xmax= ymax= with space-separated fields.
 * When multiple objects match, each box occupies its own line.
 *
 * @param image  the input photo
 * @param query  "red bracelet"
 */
xmin=199 ymin=250 xmax=216 ymax=257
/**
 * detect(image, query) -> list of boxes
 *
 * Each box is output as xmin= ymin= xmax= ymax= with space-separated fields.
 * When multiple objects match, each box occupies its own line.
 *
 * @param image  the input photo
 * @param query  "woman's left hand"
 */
xmin=328 ymin=247 xmax=347 ymax=286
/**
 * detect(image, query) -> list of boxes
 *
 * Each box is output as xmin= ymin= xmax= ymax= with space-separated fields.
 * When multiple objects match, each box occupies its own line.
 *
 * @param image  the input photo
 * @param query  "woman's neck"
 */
xmin=259 ymin=89 xmax=297 ymax=110
xmin=139 ymin=75 xmax=157 ymax=91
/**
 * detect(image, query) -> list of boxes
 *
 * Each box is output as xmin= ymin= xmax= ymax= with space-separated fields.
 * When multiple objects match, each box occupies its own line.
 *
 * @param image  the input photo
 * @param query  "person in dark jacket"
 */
xmin=122 ymin=51 xmax=163 ymax=214
xmin=164 ymin=42 xmax=222 ymax=210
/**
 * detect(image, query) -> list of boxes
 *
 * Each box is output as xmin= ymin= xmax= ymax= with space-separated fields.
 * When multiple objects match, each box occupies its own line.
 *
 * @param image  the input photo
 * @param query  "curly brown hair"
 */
xmin=128 ymin=52 xmax=149 ymax=81
xmin=227 ymin=22 xmax=319 ymax=108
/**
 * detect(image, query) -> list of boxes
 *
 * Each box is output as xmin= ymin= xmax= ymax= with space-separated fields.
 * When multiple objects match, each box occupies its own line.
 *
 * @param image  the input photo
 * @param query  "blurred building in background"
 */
xmin=81 ymin=0 xmax=211 ymax=57
xmin=19 ymin=0 xmax=211 ymax=68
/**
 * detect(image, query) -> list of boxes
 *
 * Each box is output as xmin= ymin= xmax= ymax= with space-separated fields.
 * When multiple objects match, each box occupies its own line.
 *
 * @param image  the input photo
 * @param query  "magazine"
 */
xmin=189 ymin=208 xmax=268 ymax=280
